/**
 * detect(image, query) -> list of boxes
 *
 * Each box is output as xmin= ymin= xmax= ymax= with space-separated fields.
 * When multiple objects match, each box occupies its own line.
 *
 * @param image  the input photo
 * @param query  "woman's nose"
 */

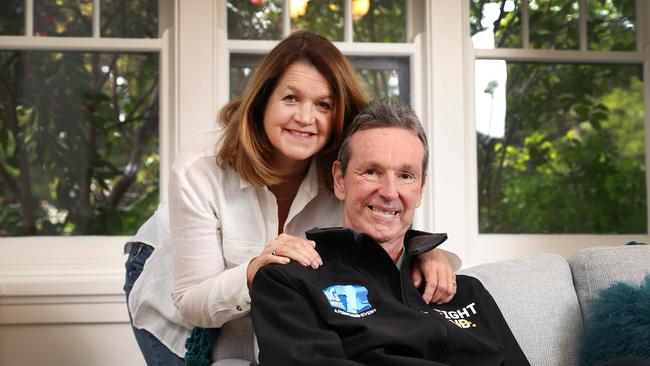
xmin=295 ymin=103 xmax=315 ymax=125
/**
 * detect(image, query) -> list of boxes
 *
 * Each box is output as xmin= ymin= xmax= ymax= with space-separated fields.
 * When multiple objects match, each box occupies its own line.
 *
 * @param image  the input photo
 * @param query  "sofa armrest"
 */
xmin=569 ymin=244 xmax=650 ymax=321
xmin=460 ymin=253 xmax=582 ymax=366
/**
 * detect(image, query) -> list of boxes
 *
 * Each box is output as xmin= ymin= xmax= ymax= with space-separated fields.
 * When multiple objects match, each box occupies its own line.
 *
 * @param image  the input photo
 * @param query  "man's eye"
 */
xmin=400 ymin=172 xmax=415 ymax=181
xmin=362 ymin=169 xmax=379 ymax=178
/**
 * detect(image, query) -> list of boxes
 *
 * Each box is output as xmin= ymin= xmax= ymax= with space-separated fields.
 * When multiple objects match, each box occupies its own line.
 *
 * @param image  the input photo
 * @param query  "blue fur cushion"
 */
xmin=580 ymin=274 xmax=650 ymax=366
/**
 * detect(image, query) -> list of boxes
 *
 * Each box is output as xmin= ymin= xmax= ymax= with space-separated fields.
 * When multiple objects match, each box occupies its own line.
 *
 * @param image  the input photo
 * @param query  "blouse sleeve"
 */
xmin=169 ymin=159 xmax=252 ymax=328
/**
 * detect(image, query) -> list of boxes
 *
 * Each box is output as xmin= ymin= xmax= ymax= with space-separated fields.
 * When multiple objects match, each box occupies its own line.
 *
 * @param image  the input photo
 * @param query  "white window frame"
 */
xmin=0 ymin=0 xmax=176 ymax=324
xmin=458 ymin=0 xmax=650 ymax=266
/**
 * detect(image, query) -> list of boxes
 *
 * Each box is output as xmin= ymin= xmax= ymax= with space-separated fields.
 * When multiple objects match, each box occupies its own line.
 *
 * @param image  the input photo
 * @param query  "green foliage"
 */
xmin=227 ymin=0 xmax=283 ymax=40
xmin=529 ymin=0 xmax=579 ymax=49
xmin=0 ymin=51 xmax=159 ymax=236
xmin=477 ymin=62 xmax=646 ymax=234
xmin=471 ymin=0 xmax=645 ymax=234
xmin=292 ymin=1 xmax=344 ymax=41
xmin=34 ymin=0 xmax=93 ymax=37
xmin=470 ymin=0 xmax=522 ymax=48
xmin=101 ymin=0 xmax=158 ymax=38
xmin=588 ymin=0 xmax=636 ymax=51
xmin=0 ymin=0 xmax=24 ymax=35
xmin=353 ymin=0 xmax=405 ymax=42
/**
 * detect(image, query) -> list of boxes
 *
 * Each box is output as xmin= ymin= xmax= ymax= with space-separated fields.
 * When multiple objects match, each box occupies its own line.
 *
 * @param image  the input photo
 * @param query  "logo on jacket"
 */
xmin=433 ymin=302 xmax=479 ymax=329
xmin=323 ymin=284 xmax=376 ymax=317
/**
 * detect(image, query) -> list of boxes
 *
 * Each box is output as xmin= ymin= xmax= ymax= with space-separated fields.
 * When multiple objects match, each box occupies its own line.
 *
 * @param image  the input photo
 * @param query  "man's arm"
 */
xmin=251 ymin=265 xmax=365 ymax=366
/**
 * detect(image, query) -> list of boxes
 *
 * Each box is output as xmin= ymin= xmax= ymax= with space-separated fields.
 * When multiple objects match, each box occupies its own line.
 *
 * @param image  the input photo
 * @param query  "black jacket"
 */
xmin=252 ymin=227 xmax=530 ymax=366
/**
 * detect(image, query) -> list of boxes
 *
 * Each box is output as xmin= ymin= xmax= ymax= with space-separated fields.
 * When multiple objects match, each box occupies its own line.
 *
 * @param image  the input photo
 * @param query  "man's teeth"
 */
xmin=369 ymin=206 xmax=398 ymax=216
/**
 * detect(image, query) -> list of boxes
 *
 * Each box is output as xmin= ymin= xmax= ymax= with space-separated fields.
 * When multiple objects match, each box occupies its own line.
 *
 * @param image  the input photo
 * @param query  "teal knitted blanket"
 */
xmin=185 ymin=327 xmax=221 ymax=366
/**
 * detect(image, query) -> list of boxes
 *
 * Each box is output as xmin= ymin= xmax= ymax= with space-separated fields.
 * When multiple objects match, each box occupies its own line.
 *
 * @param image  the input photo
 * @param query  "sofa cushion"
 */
xmin=460 ymin=253 xmax=582 ymax=366
xmin=569 ymin=244 xmax=650 ymax=322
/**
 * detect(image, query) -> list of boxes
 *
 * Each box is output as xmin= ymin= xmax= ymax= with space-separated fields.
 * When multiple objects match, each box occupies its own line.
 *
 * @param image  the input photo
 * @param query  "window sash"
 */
xmin=464 ymin=0 xmax=650 ymax=265
xmin=0 ymin=1 xmax=175 ymax=240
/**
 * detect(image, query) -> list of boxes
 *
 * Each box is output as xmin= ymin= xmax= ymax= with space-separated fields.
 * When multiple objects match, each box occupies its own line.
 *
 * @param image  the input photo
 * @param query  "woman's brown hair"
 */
xmin=217 ymin=31 xmax=368 ymax=191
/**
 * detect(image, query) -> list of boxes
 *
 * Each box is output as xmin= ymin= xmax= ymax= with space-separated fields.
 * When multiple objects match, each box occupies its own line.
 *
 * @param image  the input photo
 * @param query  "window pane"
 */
xmin=34 ymin=0 xmax=92 ymax=37
xmin=227 ymin=0 xmax=283 ymax=40
xmin=529 ymin=0 xmax=579 ymax=49
xmin=0 ymin=51 xmax=159 ymax=236
xmin=470 ymin=0 xmax=522 ymax=49
xmin=101 ymin=0 xmax=158 ymax=38
xmin=230 ymin=66 xmax=254 ymax=100
xmin=353 ymin=0 xmax=406 ymax=42
xmin=348 ymin=56 xmax=409 ymax=103
xmin=0 ymin=0 xmax=24 ymax=35
xmin=476 ymin=61 xmax=646 ymax=234
xmin=229 ymin=54 xmax=409 ymax=103
xmin=587 ymin=0 xmax=636 ymax=51
xmin=291 ymin=0 xmax=344 ymax=41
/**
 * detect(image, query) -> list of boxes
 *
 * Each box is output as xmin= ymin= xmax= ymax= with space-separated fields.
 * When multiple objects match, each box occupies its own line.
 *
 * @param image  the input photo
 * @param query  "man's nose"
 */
xmin=379 ymin=175 xmax=398 ymax=201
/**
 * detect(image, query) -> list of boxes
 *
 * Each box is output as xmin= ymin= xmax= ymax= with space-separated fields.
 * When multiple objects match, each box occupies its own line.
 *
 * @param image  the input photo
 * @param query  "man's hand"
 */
xmin=411 ymin=248 xmax=456 ymax=304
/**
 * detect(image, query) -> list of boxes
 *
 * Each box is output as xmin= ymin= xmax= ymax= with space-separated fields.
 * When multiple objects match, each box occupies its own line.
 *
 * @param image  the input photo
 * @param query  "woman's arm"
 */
xmin=411 ymin=249 xmax=462 ymax=304
xmin=169 ymin=162 xmax=251 ymax=328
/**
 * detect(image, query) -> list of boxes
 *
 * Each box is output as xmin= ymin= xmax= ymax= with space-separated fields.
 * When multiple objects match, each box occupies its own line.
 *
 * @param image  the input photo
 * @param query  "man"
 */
xmin=251 ymin=99 xmax=530 ymax=365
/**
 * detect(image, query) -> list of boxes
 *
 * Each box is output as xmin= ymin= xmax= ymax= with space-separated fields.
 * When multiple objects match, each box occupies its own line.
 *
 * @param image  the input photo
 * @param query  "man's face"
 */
xmin=332 ymin=127 xmax=425 ymax=248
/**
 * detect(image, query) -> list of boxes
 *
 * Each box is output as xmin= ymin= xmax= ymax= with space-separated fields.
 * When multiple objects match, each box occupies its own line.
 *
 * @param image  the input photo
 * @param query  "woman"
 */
xmin=124 ymin=31 xmax=460 ymax=365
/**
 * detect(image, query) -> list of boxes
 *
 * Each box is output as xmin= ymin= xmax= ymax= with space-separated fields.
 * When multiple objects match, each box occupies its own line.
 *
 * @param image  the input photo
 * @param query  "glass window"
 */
xmin=471 ymin=0 xmax=645 ymax=234
xmin=229 ymin=54 xmax=409 ymax=103
xmin=0 ymin=0 xmax=24 ymax=35
xmin=470 ymin=0 xmax=522 ymax=49
xmin=0 ymin=51 xmax=159 ymax=236
xmin=101 ymin=0 xmax=159 ymax=38
xmin=227 ymin=0 xmax=283 ymax=40
xmin=587 ymin=0 xmax=636 ymax=51
xmin=475 ymin=62 xmax=645 ymax=234
xmin=291 ymin=0 xmax=344 ymax=41
xmin=529 ymin=0 xmax=579 ymax=49
xmin=353 ymin=0 xmax=406 ymax=42
xmin=34 ymin=0 xmax=93 ymax=37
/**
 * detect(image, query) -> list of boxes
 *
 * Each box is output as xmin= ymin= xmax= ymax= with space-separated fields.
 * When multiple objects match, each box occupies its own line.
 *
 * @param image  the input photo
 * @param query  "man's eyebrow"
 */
xmin=398 ymin=163 xmax=420 ymax=172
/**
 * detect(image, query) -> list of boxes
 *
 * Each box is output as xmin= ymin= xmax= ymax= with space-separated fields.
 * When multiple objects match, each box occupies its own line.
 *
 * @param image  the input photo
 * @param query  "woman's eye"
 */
xmin=317 ymin=101 xmax=332 ymax=110
xmin=283 ymin=95 xmax=297 ymax=102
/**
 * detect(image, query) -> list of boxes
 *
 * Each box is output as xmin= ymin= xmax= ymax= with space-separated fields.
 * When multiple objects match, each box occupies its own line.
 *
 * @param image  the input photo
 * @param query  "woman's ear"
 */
xmin=332 ymin=160 xmax=345 ymax=200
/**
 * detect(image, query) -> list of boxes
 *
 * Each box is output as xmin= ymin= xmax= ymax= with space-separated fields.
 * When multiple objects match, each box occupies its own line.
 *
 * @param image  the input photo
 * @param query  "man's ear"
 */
xmin=415 ymin=181 xmax=424 ymax=208
xmin=416 ymin=175 xmax=426 ymax=208
xmin=332 ymin=160 xmax=345 ymax=200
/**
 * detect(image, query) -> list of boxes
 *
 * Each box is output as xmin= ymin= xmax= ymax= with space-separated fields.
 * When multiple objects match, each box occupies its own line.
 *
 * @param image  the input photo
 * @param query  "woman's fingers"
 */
xmin=269 ymin=234 xmax=322 ymax=268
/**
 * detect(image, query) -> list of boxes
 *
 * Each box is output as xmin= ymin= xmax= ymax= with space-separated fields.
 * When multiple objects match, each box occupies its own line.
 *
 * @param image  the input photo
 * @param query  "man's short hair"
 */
xmin=336 ymin=99 xmax=429 ymax=183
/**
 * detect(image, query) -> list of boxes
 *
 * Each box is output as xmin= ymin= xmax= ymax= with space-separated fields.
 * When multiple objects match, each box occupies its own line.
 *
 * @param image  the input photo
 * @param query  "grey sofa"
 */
xmin=212 ymin=244 xmax=650 ymax=366
xmin=460 ymin=244 xmax=650 ymax=366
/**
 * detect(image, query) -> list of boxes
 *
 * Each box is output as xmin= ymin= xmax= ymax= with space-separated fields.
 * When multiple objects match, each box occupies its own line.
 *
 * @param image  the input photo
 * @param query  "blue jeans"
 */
xmin=124 ymin=242 xmax=185 ymax=366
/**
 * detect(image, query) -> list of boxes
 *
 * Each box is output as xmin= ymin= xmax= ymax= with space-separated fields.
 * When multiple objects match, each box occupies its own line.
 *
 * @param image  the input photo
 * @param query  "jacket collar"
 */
xmin=306 ymin=227 xmax=447 ymax=257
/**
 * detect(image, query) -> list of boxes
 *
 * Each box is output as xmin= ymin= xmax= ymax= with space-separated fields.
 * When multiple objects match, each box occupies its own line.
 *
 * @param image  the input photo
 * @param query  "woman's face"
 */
xmin=263 ymin=62 xmax=334 ymax=169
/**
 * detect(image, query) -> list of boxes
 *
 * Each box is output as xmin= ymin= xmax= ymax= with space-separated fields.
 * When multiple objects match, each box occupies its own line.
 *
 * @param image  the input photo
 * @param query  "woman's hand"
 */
xmin=247 ymin=233 xmax=323 ymax=290
xmin=411 ymin=249 xmax=457 ymax=304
